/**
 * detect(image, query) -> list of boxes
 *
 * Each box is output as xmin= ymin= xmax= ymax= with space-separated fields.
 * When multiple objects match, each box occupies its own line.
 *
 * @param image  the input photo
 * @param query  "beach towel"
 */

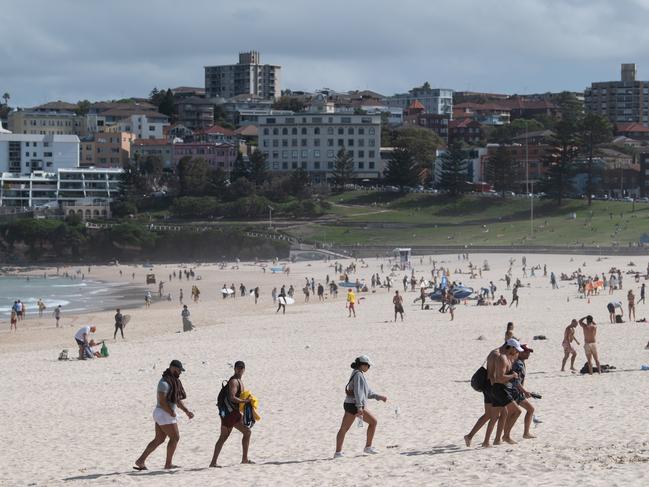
xmin=239 ymin=390 xmax=261 ymax=423
xmin=162 ymin=369 xmax=186 ymax=404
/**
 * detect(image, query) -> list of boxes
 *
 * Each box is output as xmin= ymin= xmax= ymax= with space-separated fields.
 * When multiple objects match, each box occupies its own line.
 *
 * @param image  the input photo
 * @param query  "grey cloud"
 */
xmin=3 ymin=0 xmax=649 ymax=106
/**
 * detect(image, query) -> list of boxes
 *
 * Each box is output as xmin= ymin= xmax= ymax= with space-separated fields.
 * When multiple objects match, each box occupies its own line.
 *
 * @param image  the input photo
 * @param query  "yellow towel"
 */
xmin=239 ymin=390 xmax=261 ymax=421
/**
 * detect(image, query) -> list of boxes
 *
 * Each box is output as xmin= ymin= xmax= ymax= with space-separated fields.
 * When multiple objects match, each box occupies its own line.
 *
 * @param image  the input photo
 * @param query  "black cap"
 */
xmin=170 ymin=359 xmax=185 ymax=371
xmin=234 ymin=360 xmax=245 ymax=369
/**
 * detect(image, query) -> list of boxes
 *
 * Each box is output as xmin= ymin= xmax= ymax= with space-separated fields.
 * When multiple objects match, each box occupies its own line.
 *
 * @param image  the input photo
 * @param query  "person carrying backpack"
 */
xmin=210 ymin=361 xmax=254 ymax=467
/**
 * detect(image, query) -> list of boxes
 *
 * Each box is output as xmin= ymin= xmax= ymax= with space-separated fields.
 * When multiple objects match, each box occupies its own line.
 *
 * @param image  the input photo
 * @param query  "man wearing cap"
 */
xmin=210 ymin=361 xmax=254 ymax=467
xmin=510 ymin=344 xmax=536 ymax=440
xmin=134 ymin=360 xmax=194 ymax=470
xmin=74 ymin=324 xmax=96 ymax=360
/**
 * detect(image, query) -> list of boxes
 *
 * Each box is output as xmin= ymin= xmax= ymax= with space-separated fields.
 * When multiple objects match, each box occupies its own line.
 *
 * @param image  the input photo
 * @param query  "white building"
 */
xmin=257 ymin=96 xmax=382 ymax=183
xmin=0 ymin=133 xmax=79 ymax=174
xmin=387 ymin=88 xmax=453 ymax=116
xmin=205 ymin=51 xmax=281 ymax=100
xmin=0 ymin=168 xmax=122 ymax=208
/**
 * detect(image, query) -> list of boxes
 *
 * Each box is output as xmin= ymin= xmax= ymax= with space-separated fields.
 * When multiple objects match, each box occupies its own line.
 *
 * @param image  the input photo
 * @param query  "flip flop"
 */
xmin=133 ymin=466 xmax=148 ymax=471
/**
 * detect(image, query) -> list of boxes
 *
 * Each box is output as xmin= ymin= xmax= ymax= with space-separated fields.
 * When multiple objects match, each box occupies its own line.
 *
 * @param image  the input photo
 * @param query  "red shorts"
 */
xmin=221 ymin=410 xmax=242 ymax=428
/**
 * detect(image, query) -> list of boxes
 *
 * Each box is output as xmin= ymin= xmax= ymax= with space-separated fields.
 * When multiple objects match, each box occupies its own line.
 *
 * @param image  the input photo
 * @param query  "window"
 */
xmin=292 ymin=150 xmax=298 ymax=159
xmin=338 ymin=128 xmax=344 ymax=135
xmin=327 ymin=161 xmax=334 ymax=169
xmin=369 ymin=150 xmax=375 ymax=158
xmin=291 ymin=139 xmax=298 ymax=147
xmin=314 ymin=139 xmax=320 ymax=147
xmin=348 ymin=139 xmax=354 ymax=146
xmin=282 ymin=162 xmax=288 ymax=169
xmin=263 ymin=128 xmax=269 ymax=135
xmin=292 ymin=127 xmax=298 ymax=135
xmin=301 ymin=161 xmax=307 ymax=169
xmin=273 ymin=161 xmax=280 ymax=169
xmin=358 ymin=162 xmax=364 ymax=169
xmin=263 ymin=140 xmax=269 ymax=147
xmin=26 ymin=142 xmax=30 ymax=147
xmin=341 ymin=117 xmax=351 ymax=123
xmin=369 ymin=161 xmax=375 ymax=169
xmin=149 ymin=125 xmax=155 ymax=131
xmin=292 ymin=161 xmax=298 ymax=169
xmin=25 ymin=162 xmax=30 ymax=167
xmin=44 ymin=152 xmax=53 ymax=157
xmin=327 ymin=150 xmax=334 ymax=158
xmin=368 ymin=139 xmax=375 ymax=147
xmin=358 ymin=139 xmax=365 ymax=147
xmin=282 ymin=150 xmax=288 ymax=159
xmin=348 ymin=127 xmax=354 ymax=135
xmin=314 ymin=161 xmax=321 ymax=169
xmin=358 ymin=150 xmax=364 ymax=158
xmin=286 ymin=117 xmax=295 ymax=124
xmin=33 ymin=142 xmax=37 ymax=147
xmin=301 ymin=150 xmax=308 ymax=158
xmin=272 ymin=151 xmax=279 ymax=159
xmin=369 ymin=127 xmax=375 ymax=135
xmin=327 ymin=139 xmax=334 ymax=146
xmin=282 ymin=128 xmax=288 ymax=135
xmin=312 ymin=117 xmax=322 ymax=123
xmin=314 ymin=150 xmax=320 ymax=158
xmin=301 ymin=139 xmax=307 ymax=147
xmin=267 ymin=118 xmax=276 ymax=124
xmin=338 ymin=139 xmax=344 ymax=147
xmin=314 ymin=127 xmax=320 ymax=135
xmin=282 ymin=139 xmax=288 ymax=147
xmin=358 ymin=128 xmax=364 ymax=135
xmin=301 ymin=127 xmax=307 ymax=135
xmin=273 ymin=140 xmax=279 ymax=147
xmin=25 ymin=152 xmax=29 ymax=156
xmin=273 ymin=128 xmax=279 ymax=135
xmin=327 ymin=127 xmax=334 ymax=135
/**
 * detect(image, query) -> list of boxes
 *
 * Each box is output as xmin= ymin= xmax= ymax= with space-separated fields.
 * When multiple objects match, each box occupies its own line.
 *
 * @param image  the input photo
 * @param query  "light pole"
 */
xmin=530 ymin=180 xmax=534 ymax=238
xmin=268 ymin=205 xmax=273 ymax=229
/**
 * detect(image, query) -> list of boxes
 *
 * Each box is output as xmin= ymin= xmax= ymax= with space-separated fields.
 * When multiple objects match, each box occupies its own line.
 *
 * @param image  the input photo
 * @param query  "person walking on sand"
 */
xmin=628 ymin=290 xmax=636 ymax=321
xmin=37 ymin=298 xmax=46 ymax=318
xmin=114 ymin=308 xmax=125 ymax=340
xmin=561 ymin=319 xmax=580 ymax=371
xmin=10 ymin=308 xmax=17 ymax=332
xmin=639 ymin=283 xmax=646 ymax=305
xmin=54 ymin=305 xmax=62 ymax=327
xmin=347 ymin=288 xmax=356 ymax=318
xmin=181 ymin=305 xmax=195 ymax=332
xmin=334 ymin=355 xmax=387 ymax=458
xmin=579 ymin=315 xmax=601 ymax=375
xmin=393 ymin=290 xmax=404 ymax=322
xmin=210 ymin=361 xmax=254 ymax=467
xmin=509 ymin=284 xmax=519 ymax=308
xmin=134 ymin=360 xmax=194 ymax=471
xmin=464 ymin=339 xmax=522 ymax=448
xmin=179 ymin=288 xmax=183 ymax=304
xmin=510 ymin=344 xmax=536 ymax=440
xmin=276 ymin=287 xmax=286 ymax=315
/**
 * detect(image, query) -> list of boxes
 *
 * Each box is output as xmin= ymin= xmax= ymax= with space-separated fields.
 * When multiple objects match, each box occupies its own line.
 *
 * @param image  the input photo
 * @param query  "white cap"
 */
xmin=356 ymin=355 xmax=373 ymax=366
xmin=505 ymin=338 xmax=524 ymax=352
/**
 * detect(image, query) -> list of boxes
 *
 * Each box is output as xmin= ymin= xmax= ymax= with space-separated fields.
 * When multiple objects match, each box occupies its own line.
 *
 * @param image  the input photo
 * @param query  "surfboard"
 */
xmin=271 ymin=267 xmax=284 ymax=273
xmin=278 ymin=296 xmax=295 ymax=305
xmin=221 ymin=288 xmax=234 ymax=295
xmin=123 ymin=315 xmax=131 ymax=327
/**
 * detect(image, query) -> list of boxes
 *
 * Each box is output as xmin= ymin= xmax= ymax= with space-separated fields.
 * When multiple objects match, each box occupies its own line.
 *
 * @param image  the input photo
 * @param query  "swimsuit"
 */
xmin=584 ymin=342 xmax=598 ymax=357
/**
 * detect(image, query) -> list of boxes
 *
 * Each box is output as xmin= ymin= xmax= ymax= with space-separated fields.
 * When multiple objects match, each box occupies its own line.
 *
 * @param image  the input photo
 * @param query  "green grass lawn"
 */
xmin=290 ymin=192 xmax=649 ymax=247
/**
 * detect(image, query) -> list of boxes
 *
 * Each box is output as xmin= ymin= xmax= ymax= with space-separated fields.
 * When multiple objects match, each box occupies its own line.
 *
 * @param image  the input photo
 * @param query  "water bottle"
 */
xmin=357 ymin=416 xmax=364 ymax=428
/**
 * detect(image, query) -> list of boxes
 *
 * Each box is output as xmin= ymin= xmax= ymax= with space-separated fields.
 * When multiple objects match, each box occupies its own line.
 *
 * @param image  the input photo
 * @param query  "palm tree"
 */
xmin=2 ymin=93 xmax=9 ymax=106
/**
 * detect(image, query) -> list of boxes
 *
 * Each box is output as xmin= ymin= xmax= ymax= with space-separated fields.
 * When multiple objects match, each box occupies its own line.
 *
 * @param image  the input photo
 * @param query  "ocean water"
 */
xmin=0 ymin=276 xmax=146 ymax=318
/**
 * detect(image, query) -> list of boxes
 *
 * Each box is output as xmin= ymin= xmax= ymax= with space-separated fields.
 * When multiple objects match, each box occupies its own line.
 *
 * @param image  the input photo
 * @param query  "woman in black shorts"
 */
xmin=334 ymin=355 xmax=387 ymax=458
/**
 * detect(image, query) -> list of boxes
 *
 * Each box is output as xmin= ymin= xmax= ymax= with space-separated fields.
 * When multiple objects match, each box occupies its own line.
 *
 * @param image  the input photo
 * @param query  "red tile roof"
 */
xmin=132 ymin=139 xmax=169 ymax=146
xmin=449 ymin=118 xmax=481 ymax=128
xmin=195 ymin=124 xmax=235 ymax=136
xmin=407 ymin=99 xmax=425 ymax=111
xmin=616 ymin=122 xmax=649 ymax=133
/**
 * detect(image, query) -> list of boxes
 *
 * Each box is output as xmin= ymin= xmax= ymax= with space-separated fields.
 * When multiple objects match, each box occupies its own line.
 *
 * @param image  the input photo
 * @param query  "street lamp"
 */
xmin=268 ymin=205 xmax=273 ymax=229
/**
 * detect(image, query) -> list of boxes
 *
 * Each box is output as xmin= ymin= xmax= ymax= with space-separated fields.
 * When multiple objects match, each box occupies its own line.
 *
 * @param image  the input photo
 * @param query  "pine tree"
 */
xmin=383 ymin=147 xmax=418 ymax=190
xmin=438 ymin=141 xmax=468 ymax=196
xmin=580 ymin=113 xmax=612 ymax=205
xmin=230 ymin=152 xmax=251 ymax=182
xmin=249 ymin=151 xmax=269 ymax=186
xmin=331 ymin=148 xmax=354 ymax=189
xmin=486 ymin=145 xmax=517 ymax=197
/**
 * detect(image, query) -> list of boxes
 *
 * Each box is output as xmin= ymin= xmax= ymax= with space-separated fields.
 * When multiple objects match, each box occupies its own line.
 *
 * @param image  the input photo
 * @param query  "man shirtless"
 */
xmin=561 ymin=319 xmax=580 ymax=371
xmin=464 ymin=338 xmax=522 ymax=448
xmin=579 ymin=315 xmax=601 ymax=375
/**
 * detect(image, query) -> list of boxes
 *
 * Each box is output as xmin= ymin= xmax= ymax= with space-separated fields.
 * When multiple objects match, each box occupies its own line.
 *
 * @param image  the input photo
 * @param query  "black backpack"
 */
xmin=216 ymin=380 xmax=229 ymax=416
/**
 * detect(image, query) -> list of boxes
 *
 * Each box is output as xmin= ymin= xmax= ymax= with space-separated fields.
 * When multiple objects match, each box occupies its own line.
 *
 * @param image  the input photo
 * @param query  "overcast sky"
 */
xmin=3 ymin=0 xmax=649 ymax=107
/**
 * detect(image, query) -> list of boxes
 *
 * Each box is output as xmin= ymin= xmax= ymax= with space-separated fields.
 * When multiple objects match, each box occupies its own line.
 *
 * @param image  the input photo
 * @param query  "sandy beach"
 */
xmin=3 ymin=253 xmax=649 ymax=486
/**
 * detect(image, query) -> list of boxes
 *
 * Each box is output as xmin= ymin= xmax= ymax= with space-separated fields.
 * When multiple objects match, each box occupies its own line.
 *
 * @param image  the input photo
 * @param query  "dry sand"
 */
xmin=3 ymin=253 xmax=649 ymax=486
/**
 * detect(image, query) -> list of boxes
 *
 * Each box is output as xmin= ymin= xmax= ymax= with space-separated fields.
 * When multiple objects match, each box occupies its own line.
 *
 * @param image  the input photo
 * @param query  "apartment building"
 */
xmin=172 ymin=142 xmax=238 ymax=171
xmin=0 ymin=168 xmax=121 ymax=208
xmin=585 ymin=63 xmax=649 ymax=124
xmin=8 ymin=109 xmax=83 ymax=135
xmin=131 ymin=139 xmax=174 ymax=168
xmin=257 ymin=98 xmax=382 ymax=183
xmin=387 ymin=87 xmax=453 ymax=116
xmin=174 ymin=97 xmax=214 ymax=130
xmin=79 ymin=132 xmax=135 ymax=168
xmin=205 ymin=51 xmax=281 ymax=99
xmin=0 ymin=133 xmax=79 ymax=174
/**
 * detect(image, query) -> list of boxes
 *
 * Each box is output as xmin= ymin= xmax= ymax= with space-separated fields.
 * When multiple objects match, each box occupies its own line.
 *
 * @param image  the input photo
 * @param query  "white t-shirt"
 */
xmin=609 ymin=300 xmax=622 ymax=309
xmin=74 ymin=326 xmax=91 ymax=342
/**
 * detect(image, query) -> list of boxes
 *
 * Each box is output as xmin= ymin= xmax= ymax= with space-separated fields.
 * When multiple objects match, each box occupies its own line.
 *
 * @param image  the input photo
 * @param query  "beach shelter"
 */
xmin=394 ymin=248 xmax=411 ymax=269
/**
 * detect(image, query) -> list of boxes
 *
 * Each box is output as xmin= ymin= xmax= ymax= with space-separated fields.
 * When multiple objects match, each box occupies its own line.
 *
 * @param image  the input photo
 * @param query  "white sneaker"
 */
xmin=333 ymin=452 xmax=345 ymax=459
xmin=363 ymin=447 xmax=379 ymax=455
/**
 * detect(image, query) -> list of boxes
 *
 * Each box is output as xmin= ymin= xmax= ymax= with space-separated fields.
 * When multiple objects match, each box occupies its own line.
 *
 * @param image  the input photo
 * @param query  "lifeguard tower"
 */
xmin=394 ymin=248 xmax=412 ymax=270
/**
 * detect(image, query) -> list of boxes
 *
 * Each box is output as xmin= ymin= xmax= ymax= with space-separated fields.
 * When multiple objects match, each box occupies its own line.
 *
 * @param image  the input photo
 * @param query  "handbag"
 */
xmin=471 ymin=365 xmax=488 ymax=392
